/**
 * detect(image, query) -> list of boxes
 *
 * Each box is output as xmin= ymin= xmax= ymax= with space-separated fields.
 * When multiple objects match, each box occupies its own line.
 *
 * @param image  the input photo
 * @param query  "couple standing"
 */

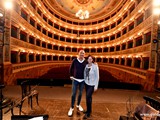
xmin=68 ymin=49 xmax=99 ymax=119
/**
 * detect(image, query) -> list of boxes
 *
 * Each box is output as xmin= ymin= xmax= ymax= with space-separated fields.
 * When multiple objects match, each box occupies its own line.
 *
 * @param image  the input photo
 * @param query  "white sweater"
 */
xmin=84 ymin=63 xmax=99 ymax=90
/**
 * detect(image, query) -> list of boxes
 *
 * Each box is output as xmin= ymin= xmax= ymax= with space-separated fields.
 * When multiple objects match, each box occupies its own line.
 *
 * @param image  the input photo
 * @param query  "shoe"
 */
xmin=76 ymin=105 xmax=83 ymax=112
xmin=83 ymin=113 xmax=90 ymax=119
xmin=68 ymin=108 xmax=74 ymax=117
xmin=83 ymin=110 xmax=87 ymax=114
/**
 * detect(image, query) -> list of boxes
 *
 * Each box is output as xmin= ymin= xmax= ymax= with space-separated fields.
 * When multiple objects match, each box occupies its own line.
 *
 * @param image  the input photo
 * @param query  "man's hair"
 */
xmin=78 ymin=48 xmax=84 ymax=53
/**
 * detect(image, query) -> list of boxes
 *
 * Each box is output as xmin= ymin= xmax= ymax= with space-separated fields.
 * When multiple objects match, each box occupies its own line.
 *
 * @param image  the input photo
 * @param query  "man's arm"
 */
xmin=69 ymin=59 xmax=75 ymax=77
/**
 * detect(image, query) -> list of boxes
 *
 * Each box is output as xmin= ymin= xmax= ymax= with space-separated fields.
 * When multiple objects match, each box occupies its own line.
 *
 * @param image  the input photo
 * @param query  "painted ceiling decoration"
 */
xmin=47 ymin=0 xmax=124 ymax=20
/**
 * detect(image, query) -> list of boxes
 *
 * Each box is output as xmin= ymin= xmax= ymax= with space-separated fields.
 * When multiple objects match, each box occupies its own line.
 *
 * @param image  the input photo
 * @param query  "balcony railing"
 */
xmin=12 ymin=61 xmax=71 ymax=73
xmin=11 ymin=37 xmax=151 ymax=57
xmin=99 ymin=63 xmax=147 ymax=79
xmin=12 ymin=61 xmax=147 ymax=80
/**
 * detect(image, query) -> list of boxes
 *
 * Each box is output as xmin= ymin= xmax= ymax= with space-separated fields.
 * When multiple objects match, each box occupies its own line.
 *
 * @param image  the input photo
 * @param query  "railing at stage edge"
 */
xmin=12 ymin=61 xmax=147 ymax=78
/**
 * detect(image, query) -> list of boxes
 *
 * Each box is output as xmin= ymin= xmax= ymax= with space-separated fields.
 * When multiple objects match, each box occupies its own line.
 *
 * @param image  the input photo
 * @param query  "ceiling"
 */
xmin=47 ymin=0 xmax=124 ymax=20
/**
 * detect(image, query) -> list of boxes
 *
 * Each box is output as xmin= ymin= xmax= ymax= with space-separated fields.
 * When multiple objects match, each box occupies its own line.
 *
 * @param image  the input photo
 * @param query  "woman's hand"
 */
xmin=94 ymin=87 xmax=97 ymax=92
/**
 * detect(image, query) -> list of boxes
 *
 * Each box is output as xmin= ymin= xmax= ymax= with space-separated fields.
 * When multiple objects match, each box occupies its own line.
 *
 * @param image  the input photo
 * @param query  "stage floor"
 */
xmin=2 ymin=86 xmax=159 ymax=120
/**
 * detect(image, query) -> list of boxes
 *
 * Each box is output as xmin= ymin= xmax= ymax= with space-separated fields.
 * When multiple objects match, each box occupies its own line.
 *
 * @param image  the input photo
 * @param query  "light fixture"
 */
xmin=4 ymin=0 xmax=13 ymax=10
xmin=75 ymin=9 xmax=89 ymax=20
xmin=0 ymin=13 xmax=3 ymax=17
xmin=153 ymin=0 xmax=160 ymax=15
xmin=153 ymin=8 xmax=160 ymax=15
xmin=153 ymin=0 xmax=160 ymax=24
xmin=153 ymin=0 xmax=160 ymax=7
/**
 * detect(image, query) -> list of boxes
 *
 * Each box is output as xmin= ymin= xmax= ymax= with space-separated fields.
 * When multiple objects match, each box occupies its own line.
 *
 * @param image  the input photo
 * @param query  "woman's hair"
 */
xmin=86 ymin=55 xmax=95 ymax=63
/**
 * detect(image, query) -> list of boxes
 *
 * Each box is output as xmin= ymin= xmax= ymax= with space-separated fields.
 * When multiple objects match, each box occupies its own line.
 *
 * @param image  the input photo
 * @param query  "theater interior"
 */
xmin=0 ymin=0 xmax=160 ymax=119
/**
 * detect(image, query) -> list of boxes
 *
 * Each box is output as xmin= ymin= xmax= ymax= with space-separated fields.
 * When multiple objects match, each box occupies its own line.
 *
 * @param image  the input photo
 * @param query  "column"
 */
xmin=120 ymin=44 xmax=122 ymax=51
xmin=114 ymin=46 xmax=116 ymax=52
xmin=127 ymin=9 xmax=130 ymax=16
xmin=45 ymin=42 xmax=47 ymax=48
xmin=45 ymin=55 xmax=47 ymax=61
xmin=27 ymin=14 xmax=30 ymax=23
xmin=126 ymin=25 xmax=129 ymax=32
xmin=58 ymin=56 xmax=60 ymax=61
xmin=115 ymin=33 xmax=117 ymax=39
xmin=102 ymin=38 xmax=104 ymax=43
xmin=149 ymin=15 xmax=159 ymax=70
xmin=126 ymin=42 xmax=128 ymax=49
xmin=0 ymin=9 xmax=12 ymax=83
xmin=145 ymin=10 xmax=160 ymax=90
xmin=41 ymin=13 xmax=43 ymax=18
xmin=26 ymin=52 xmax=29 ymax=62
xmin=120 ymin=31 xmax=123 ymax=37
xmin=58 ymin=46 xmax=60 ymax=51
xmin=142 ymin=33 xmax=146 ymax=45
xmin=40 ymin=40 xmax=42 ymax=47
xmin=16 ymin=51 xmax=20 ymax=63
xmin=113 ymin=58 xmax=116 ymax=64
xmin=47 ymin=18 xmax=49 ymax=24
xmin=89 ymin=48 xmax=91 ymax=53
xmin=17 ymin=28 xmax=21 ymax=39
xmin=108 ymin=36 xmax=111 ymax=41
xmin=34 ymin=38 xmax=36 ymax=45
xmin=140 ymin=57 xmax=144 ymax=69
xmin=109 ymin=25 xmax=111 ymax=30
xmin=64 ymin=46 xmax=66 ymax=52
xmin=119 ymin=57 xmax=122 ymax=65
xmin=51 ymin=44 xmax=53 ymax=49
xmin=46 ymin=30 xmax=48 ymax=36
xmin=51 ymin=55 xmax=53 ymax=61
xmin=40 ymin=26 xmax=42 ymax=33
xmin=108 ymin=47 xmax=110 ymax=52
xmin=95 ymin=48 xmax=97 ymax=53
xmin=35 ymin=22 xmax=37 ymax=28
xmin=134 ymin=18 xmax=137 ymax=28
xmin=133 ymin=38 xmax=136 ymax=47
xmin=26 ymin=34 xmax=29 ymax=43
xmin=33 ymin=54 xmax=36 ymax=62
xmin=101 ymin=58 xmax=103 ymax=63
xmin=40 ymin=54 xmax=42 ymax=61
xmin=131 ymin=57 xmax=135 ymax=67
xmin=58 ymin=35 xmax=60 ymax=41
xmin=143 ymin=10 xmax=146 ymax=21
xmin=95 ymin=57 xmax=97 ymax=62
xmin=18 ymin=5 xmax=21 ymax=15
xmin=135 ymin=0 xmax=138 ymax=7
xmin=124 ymin=57 xmax=127 ymax=66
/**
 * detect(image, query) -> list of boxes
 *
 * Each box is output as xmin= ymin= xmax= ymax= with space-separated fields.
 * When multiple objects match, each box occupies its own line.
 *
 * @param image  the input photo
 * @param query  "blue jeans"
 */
xmin=71 ymin=80 xmax=84 ymax=108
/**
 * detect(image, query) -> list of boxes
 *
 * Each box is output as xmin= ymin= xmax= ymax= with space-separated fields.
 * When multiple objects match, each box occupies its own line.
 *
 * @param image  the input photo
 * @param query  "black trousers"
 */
xmin=85 ymin=83 xmax=94 ymax=114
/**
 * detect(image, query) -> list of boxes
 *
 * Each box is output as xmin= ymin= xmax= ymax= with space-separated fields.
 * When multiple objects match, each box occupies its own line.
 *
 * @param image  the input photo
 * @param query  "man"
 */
xmin=68 ymin=49 xmax=87 ymax=117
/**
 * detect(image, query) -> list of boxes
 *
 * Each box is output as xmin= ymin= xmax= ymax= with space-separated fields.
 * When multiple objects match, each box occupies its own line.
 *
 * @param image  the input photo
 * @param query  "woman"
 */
xmin=83 ymin=55 xmax=99 ymax=119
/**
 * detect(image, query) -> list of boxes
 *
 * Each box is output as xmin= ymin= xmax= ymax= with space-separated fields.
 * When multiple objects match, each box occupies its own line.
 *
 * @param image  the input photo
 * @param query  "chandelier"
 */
xmin=75 ymin=9 xmax=89 ymax=20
